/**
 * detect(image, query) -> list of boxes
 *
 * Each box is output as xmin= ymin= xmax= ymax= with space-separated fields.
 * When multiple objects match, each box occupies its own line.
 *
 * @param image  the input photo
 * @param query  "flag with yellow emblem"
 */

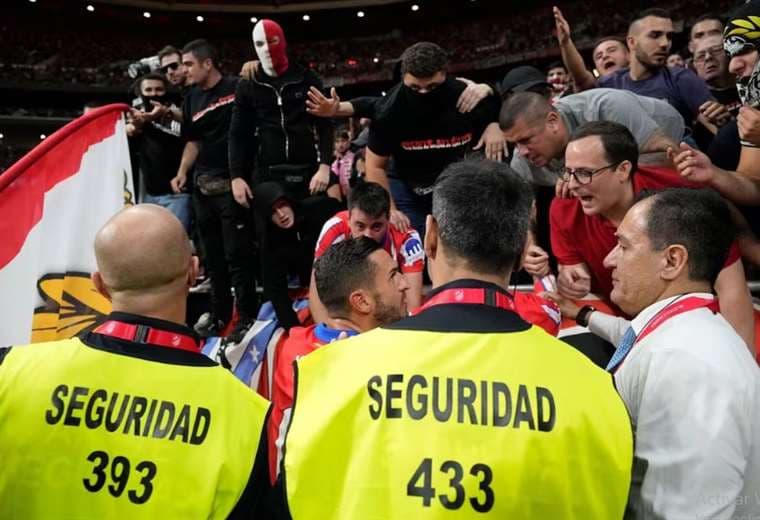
xmin=0 ymin=104 xmax=133 ymax=346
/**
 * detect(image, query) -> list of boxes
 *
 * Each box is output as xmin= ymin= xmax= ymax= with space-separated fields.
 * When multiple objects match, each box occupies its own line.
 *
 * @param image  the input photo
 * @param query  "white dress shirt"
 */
xmin=590 ymin=293 xmax=760 ymax=519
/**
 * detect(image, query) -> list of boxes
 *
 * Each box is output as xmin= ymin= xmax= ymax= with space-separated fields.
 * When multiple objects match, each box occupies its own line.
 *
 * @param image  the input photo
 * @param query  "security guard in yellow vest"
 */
xmin=279 ymin=159 xmax=636 ymax=519
xmin=0 ymin=205 xmax=270 ymax=519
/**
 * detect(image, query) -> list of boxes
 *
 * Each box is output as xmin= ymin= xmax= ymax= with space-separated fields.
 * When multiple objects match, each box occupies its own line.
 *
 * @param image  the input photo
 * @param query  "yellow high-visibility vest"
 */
xmin=0 ymin=337 xmax=269 ymax=519
xmin=284 ymin=324 xmax=633 ymax=519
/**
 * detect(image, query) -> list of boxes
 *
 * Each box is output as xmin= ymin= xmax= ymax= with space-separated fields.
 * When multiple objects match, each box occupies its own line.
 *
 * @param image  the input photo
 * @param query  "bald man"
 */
xmin=0 ymin=205 xmax=271 ymax=519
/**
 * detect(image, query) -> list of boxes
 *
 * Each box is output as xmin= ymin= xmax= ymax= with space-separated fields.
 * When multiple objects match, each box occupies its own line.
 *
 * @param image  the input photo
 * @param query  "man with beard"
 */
xmin=309 ymin=181 xmax=424 ymax=322
xmin=229 ymin=19 xmax=335 ymax=206
xmin=364 ymin=42 xmax=501 ymax=239
xmin=672 ymin=1 xmax=760 ymax=208
xmin=553 ymin=6 xmax=630 ymax=92
xmin=267 ymin=237 xmax=410 ymax=484
xmin=666 ymin=53 xmax=684 ymax=68
xmin=159 ymin=45 xmax=188 ymax=92
xmin=598 ymin=9 xmax=729 ymax=131
xmin=275 ymin=159 xmax=635 ymax=519
xmin=157 ymin=45 xmax=187 ymax=122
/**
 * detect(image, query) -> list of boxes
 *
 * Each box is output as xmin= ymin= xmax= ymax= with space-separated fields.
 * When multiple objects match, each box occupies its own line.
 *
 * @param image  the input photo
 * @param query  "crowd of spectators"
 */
xmin=0 ymin=0 xmax=738 ymax=88
xmin=3 ymin=0 xmax=760 ymax=517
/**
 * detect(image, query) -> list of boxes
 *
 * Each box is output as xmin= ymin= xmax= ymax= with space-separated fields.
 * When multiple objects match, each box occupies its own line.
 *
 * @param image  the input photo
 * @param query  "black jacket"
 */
xmin=254 ymin=182 xmax=341 ymax=330
xmin=229 ymin=64 xmax=333 ymax=182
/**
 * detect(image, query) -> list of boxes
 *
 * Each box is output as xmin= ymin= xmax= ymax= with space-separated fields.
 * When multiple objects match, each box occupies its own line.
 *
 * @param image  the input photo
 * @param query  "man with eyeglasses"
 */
xmin=546 ymin=121 xmax=754 ymax=348
xmin=692 ymin=33 xmax=744 ymax=168
xmin=693 ymin=35 xmax=740 ymax=116
xmin=500 ymin=89 xmax=684 ymax=188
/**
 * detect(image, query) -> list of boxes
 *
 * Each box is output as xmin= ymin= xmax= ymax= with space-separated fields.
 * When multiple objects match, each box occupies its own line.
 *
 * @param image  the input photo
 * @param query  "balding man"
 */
xmin=0 ymin=205 xmax=271 ymax=519
xmin=500 ymin=89 xmax=683 ymax=186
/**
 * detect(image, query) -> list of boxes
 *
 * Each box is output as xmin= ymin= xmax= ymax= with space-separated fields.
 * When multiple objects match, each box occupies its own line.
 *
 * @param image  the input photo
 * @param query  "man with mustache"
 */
xmin=267 ymin=237 xmax=410 ymax=484
xmin=598 ymin=8 xmax=729 ymax=132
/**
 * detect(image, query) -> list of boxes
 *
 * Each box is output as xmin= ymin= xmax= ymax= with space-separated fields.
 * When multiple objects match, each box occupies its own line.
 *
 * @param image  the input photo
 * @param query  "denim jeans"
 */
xmin=143 ymin=193 xmax=192 ymax=233
xmin=388 ymin=177 xmax=432 ymax=242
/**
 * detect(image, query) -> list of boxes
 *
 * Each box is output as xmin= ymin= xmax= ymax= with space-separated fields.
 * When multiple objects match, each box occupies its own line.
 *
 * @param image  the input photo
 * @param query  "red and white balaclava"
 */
xmin=253 ymin=19 xmax=289 ymax=77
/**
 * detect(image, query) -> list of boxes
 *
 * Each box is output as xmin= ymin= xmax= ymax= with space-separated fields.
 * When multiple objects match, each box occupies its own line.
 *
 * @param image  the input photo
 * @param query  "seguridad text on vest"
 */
xmin=45 ymin=384 xmax=212 ymax=445
xmin=367 ymin=374 xmax=556 ymax=431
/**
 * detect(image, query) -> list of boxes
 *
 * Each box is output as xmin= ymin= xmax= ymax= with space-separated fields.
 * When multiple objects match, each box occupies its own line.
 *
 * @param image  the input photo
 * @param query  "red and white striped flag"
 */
xmin=0 ymin=104 xmax=134 ymax=346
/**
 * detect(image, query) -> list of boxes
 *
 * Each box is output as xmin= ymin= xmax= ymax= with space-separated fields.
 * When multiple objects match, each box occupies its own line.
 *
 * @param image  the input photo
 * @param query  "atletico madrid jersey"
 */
xmin=314 ymin=210 xmax=424 ymax=273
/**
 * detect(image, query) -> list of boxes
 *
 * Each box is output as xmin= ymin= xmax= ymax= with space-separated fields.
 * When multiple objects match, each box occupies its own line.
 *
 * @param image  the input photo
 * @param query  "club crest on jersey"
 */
xmin=403 ymin=237 xmax=424 ymax=265
xmin=541 ymin=304 xmax=562 ymax=326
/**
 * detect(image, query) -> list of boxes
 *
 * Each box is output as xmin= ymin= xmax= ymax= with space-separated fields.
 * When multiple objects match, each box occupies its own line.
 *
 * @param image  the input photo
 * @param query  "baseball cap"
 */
xmin=499 ymin=66 xmax=551 ymax=97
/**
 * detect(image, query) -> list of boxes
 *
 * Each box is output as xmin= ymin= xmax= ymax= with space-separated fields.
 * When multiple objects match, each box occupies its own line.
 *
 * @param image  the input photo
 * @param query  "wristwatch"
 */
xmin=576 ymin=305 xmax=596 ymax=328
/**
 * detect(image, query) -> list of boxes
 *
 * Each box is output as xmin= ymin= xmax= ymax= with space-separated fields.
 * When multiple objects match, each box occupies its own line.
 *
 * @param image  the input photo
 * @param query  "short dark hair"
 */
xmin=629 ymin=8 xmax=671 ymax=33
xmin=636 ymin=188 xmax=735 ymax=285
xmin=400 ymin=42 xmax=448 ymax=78
xmin=139 ymin=73 xmax=167 ymax=90
xmin=181 ymin=39 xmax=218 ymax=66
xmin=336 ymin=131 xmax=350 ymax=141
xmin=433 ymin=159 xmax=534 ymax=275
xmin=692 ymin=13 xmax=724 ymax=30
xmin=547 ymin=61 xmax=567 ymax=73
xmin=499 ymin=91 xmax=553 ymax=131
xmin=592 ymin=36 xmax=628 ymax=52
xmin=315 ymin=237 xmax=382 ymax=315
xmin=157 ymin=45 xmax=181 ymax=63
xmin=347 ymin=181 xmax=390 ymax=218
xmin=568 ymin=121 xmax=639 ymax=173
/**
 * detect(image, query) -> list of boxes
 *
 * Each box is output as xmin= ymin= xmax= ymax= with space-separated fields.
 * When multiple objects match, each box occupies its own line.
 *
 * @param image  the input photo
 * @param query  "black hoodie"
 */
xmin=229 ymin=63 xmax=333 ymax=183
xmin=254 ymin=182 xmax=341 ymax=329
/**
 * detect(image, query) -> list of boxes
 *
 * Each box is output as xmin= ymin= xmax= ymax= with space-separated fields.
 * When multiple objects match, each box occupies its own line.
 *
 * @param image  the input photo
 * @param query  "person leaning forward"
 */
xmin=0 ymin=204 xmax=270 ymax=519
xmin=276 ymin=159 xmax=636 ymax=519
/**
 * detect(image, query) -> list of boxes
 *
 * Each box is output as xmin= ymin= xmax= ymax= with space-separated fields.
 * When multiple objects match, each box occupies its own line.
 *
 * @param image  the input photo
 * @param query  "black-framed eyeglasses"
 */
xmin=160 ymin=62 xmax=180 ymax=74
xmin=562 ymin=162 xmax=621 ymax=184
xmin=693 ymin=46 xmax=726 ymax=64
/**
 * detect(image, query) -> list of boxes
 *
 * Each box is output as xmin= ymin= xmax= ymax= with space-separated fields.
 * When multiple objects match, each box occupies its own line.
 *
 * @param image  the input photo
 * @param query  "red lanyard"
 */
xmin=93 ymin=320 xmax=200 ymax=353
xmin=412 ymin=287 xmax=515 ymax=316
xmin=635 ymin=296 xmax=719 ymax=345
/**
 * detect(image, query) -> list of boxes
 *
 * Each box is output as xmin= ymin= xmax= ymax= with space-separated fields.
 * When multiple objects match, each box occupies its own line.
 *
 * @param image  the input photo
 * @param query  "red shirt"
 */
xmin=550 ymin=165 xmax=740 ymax=305
xmin=514 ymin=292 xmax=561 ymax=336
xmin=314 ymin=210 xmax=425 ymax=273
xmin=267 ymin=324 xmax=357 ymax=484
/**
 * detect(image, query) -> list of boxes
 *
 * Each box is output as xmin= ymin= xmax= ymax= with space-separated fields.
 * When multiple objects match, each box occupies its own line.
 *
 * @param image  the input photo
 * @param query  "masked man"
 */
xmin=229 ymin=19 xmax=337 ymax=206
